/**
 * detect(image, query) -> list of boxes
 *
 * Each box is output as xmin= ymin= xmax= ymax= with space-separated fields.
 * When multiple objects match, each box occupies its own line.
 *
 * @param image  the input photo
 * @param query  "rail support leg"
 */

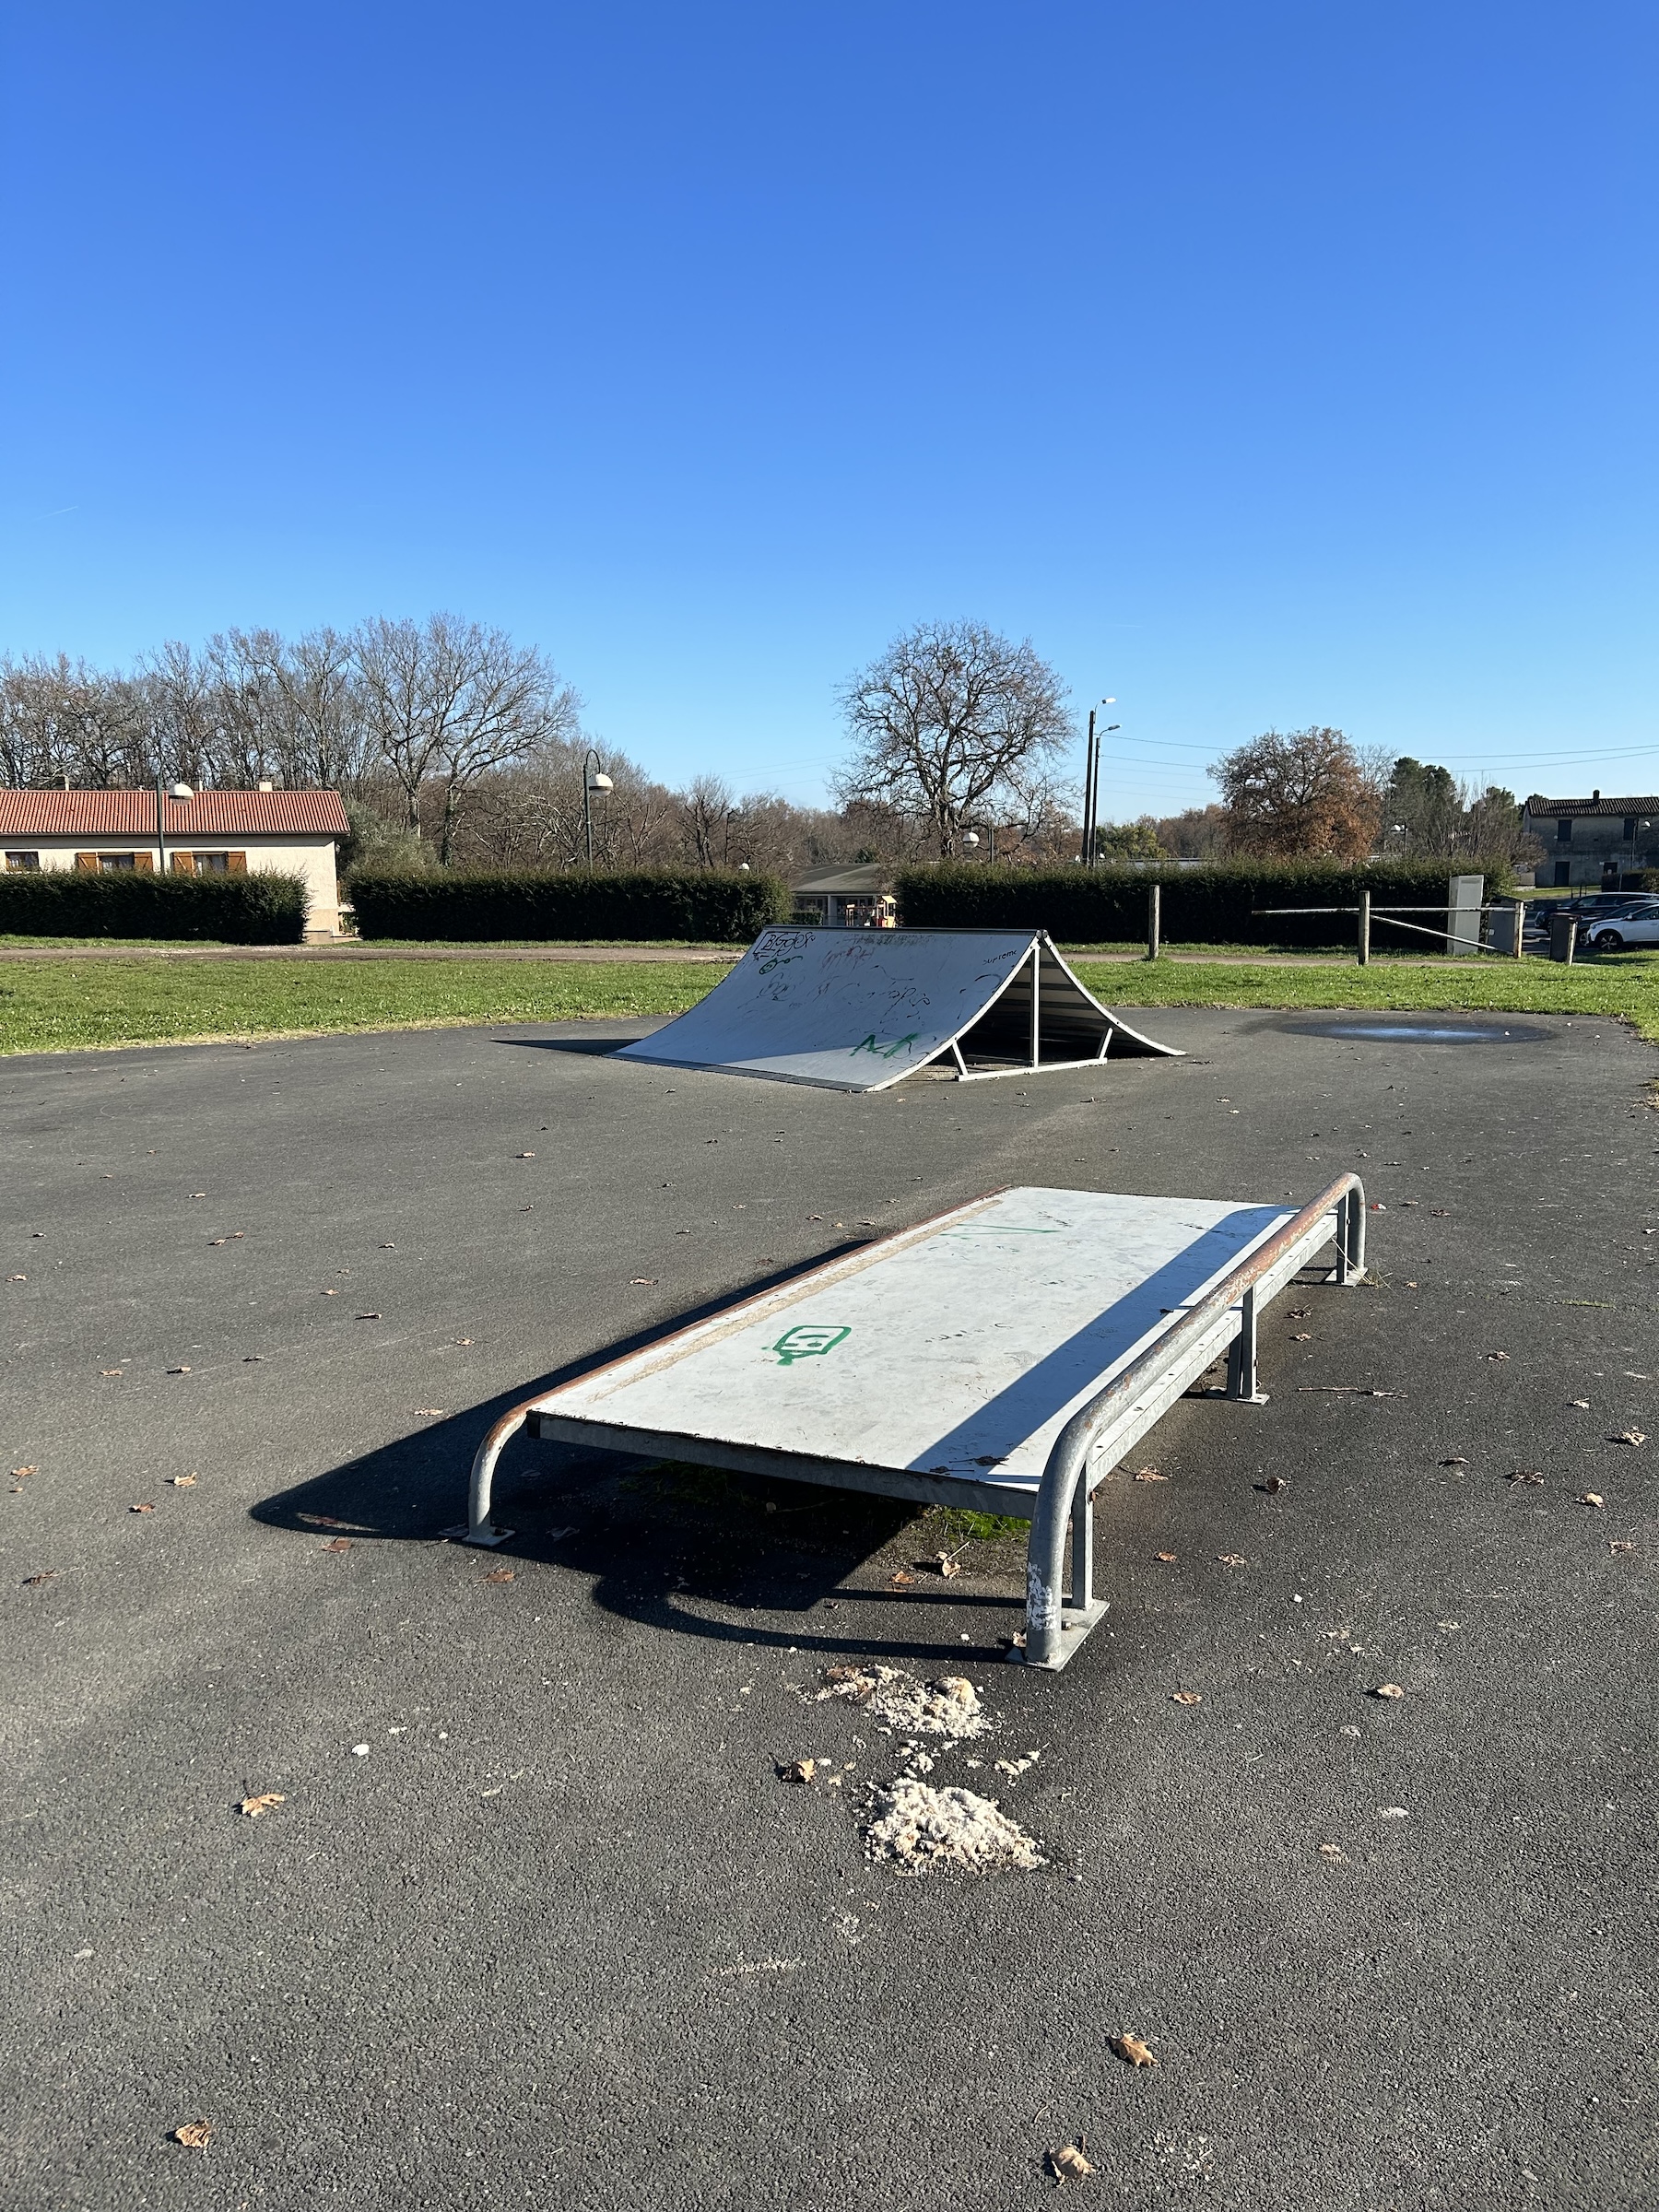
xmin=1335 ymin=1191 xmax=1367 ymax=1286
xmin=1070 ymin=1478 xmax=1094 ymax=1611
xmin=454 ymin=1400 xmax=534 ymax=1546
xmin=1224 ymin=1285 xmax=1268 ymax=1402
xmin=1018 ymin=1460 xmax=1108 ymax=1671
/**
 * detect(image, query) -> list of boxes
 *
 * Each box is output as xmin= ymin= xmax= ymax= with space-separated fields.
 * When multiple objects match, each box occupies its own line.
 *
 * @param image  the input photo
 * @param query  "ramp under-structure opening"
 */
xmin=614 ymin=926 xmax=1180 ymax=1091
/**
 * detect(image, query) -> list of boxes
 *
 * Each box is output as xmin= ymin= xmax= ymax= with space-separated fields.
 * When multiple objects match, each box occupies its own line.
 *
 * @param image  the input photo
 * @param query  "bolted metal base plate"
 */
xmin=1008 ymin=1598 xmax=1109 ymax=1670
xmin=441 ymin=1522 xmax=515 ymax=1547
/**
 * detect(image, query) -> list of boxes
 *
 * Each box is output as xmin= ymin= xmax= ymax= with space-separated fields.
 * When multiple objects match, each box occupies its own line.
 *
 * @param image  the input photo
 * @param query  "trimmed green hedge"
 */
xmin=347 ymin=866 xmax=791 ymax=944
xmin=0 ymin=868 xmax=309 ymax=943
xmin=894 ymin=859 xmax=1516 ymax=948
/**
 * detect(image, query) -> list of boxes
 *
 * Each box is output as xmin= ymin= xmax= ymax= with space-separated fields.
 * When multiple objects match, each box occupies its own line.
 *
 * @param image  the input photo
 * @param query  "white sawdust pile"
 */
xmin=864 ymin=1778 xmax=1044 ymax=1875
xmin=815 ymin=1665 xmax=987 ymax=1738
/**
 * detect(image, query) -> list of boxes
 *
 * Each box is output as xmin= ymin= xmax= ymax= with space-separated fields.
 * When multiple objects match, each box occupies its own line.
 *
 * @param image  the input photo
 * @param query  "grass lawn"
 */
xmin=1 ymin=947 xmax=1656 ymax=1055
xmin=1073 ymin=952 xmax=1659 ymax=1044
xmin=0 ymin=958 xmax=724 ymax=1054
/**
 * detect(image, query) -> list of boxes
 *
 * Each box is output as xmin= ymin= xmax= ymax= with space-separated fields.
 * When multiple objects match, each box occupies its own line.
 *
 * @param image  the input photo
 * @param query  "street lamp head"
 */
xmin=586 ymin=771 xmax=613 ymax=793
xmin=1104 ymin=724 xmax=1121 ymax=732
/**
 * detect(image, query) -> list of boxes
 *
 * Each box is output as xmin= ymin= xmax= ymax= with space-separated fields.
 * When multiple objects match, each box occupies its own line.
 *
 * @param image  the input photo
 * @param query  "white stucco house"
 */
xmin=0 ymin=785 xmax=350 ymax=936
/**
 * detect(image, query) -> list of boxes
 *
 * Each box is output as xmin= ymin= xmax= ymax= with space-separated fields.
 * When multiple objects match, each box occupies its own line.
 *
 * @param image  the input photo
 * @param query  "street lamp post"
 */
xmin=1082 ymin=700 xmax=1119 ymax=868
xmin=582 ymin=750 xmax=613 ymax=871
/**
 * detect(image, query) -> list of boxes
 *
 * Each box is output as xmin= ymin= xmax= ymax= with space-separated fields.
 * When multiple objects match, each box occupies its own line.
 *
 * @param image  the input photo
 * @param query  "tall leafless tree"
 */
xmin=834 ymin=621 xmax=1076 ymax=857
xmin=354 ymin=613 xmax=580 ymax=863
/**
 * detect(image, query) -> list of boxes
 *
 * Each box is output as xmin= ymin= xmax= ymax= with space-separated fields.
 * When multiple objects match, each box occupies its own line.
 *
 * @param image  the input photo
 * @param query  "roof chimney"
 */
xmin=257 ymin=779 xmax=274 ymax=792
xmin=1592 ymin=788 xmax=1600 ymax=803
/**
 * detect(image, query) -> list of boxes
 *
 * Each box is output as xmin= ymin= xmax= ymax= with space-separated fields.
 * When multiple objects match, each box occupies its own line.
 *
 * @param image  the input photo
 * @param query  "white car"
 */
xmin=1580 ymin=901 xmax=1659 ymax=951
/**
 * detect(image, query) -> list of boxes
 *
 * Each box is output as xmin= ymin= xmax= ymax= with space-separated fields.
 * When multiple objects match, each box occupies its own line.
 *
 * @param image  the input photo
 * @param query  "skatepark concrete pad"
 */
xmin=614 ymin=926 xmax=1181 ymax=1089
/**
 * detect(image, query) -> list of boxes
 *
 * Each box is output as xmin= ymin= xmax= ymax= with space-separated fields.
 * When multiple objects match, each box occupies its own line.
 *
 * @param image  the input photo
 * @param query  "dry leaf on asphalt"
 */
xmin=486 ymin=1566 xmax=515 ymax=1583
xmin=167 ymin=1364 xmax=191 ymax=1374
xmin=22 ymin=1571 xmax=53 ymax=1586
xmin=934 ymin=1551 xmax=963 ymax=1579
xmin=1486 ymin=1351 xmax=1511 ymax=1362
xmin=129 ymin=1502 xmax=155 ymax=1514
xmin=785 ymin=1759 xmax=819 ymax=1783
xmin=1112 ymin=2032 xmax=1159 ymax=2067
xmin=1259 ymin=1476 xmax=1288 ymax=1493
xmin=1319 ymin=1842 xmax=1347 ymax=1862
xmin=1374 ymin=1683 xmax=1405 ymax=1700
xmin=322 ymin=1536 xmax=351 ymax=1552
xmin=1611 ymin=1431 xmax=1647 ymax=1448
xmin=172 ymin=2121 xmax=212 ymax=2150
xmin=414 ymin=1408 xmax=446 ymax=1418
xmin=6 ymin=1274 xmax=25 ymax=1283
xmin=517 ymin=1151 xmax=535 ymax=1159
xmin=1509 ymin=1471 xmax=1544 ymax=1486
xmin=454 ymin=1336 xmax=474 ymax=1346
xmin=1581 ymin=1493 xmax=1606 ymax=1509
xmin=239 ymin=1794 xmax=285 ymax=1818
xmin=1609 ymin=1540 xmax=1635 ymax=1555
xmin=890 ymin=1569 xmax=916 ymax=1587
xmin=100 ymin=1368 xmax=121 ymax=1376
xmin=1440 ymin=1455 xmax=1468 ymax=1466
xmin=170 ymin=1474 xmax=197 ymax=1488
xmin=629 ymin=1278 xmax=657 ymax=1287
xmin=1290 ymin=1332 xmax=1312 ymax=1342
xmin=12 ymin=1465 xmax=39 ymax=1478
xmin=1217 ymin=1553 xmax=1247 ymax=1567
xmin=1171 ymin=1690 xmax=1203 ymax=1706
xmin=1569 ymin=1398 xmax=1592 ymax=1409
xmin=1048 ymin=2141 xmax=1094 ymax=2180
xmin=1155 ymin=1550 xmax=1178 ymax=1562
xmin=1133 ymin=1467 xmax=1167 ymax=1482
xmin=355 ymin=1312 xmax=381 ymax=1322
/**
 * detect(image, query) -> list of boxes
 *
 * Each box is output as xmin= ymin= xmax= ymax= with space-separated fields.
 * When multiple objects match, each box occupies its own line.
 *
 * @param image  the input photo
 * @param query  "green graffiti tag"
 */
xmin=771 ymin=1324 xmax=851 ymax=1366
xmin=851 ymin=1032 xmax=921 ymax=1061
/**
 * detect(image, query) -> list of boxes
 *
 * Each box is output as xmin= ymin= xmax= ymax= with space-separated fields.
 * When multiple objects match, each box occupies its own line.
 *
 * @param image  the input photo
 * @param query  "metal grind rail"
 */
xmin=462 ymin=1171 xmax=1367 ymax=1675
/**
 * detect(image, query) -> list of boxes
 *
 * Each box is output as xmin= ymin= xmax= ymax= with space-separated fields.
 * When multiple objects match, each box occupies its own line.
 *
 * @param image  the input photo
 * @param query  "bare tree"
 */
xmin=679 ymin=773 xmax=737 ymax=868
xmin=354 ymin=614 xmax=580 ymax=863
xmin=1211 ymin=727 xmax=1379 ymax=861
xmin=0 ymin=653 xmax=152 ymax=787
xmin=834 ymin=621 xmax=1075 ymax=857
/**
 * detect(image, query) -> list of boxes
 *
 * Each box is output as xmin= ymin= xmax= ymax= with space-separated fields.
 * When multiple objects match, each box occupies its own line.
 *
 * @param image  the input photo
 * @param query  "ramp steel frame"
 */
xmin=463 ymin=1173 xmax=1367 ymax=1673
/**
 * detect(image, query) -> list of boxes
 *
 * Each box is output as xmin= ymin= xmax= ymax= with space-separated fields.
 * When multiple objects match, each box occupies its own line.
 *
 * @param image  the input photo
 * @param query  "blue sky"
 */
xmin=3 ymin=3 xmax=1656 ymax=815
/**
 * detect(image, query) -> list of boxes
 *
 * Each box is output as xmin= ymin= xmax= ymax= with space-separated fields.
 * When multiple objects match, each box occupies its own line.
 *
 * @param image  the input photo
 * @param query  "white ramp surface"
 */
xmin=536 ymin=1187 xmax=1295 ymax=1493
xmin=615 ymin=926 xmax=1178 ymax=1088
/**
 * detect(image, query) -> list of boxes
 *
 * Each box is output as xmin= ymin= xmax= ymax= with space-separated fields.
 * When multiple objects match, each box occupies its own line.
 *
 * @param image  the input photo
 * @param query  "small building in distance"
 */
xmin=0 ymin=785 xmax=351 ymax=936
xmin=1521 ymin=793 xmax=1659 ymax=889
xmin=791 ymin=862 xmax=898 ymax=929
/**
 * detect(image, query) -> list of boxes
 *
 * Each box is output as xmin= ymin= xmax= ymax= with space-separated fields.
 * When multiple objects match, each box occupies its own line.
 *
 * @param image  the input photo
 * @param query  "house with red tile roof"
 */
xmin=0 ymin=784 xmax=351 ymax=935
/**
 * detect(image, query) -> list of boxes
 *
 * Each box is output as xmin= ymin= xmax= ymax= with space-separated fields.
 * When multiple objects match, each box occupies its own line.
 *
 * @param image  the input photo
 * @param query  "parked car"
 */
xmin=1521 ymin=893 xmax=1652 ymax=946
xmin=1579 ymin=900 xmax=1659 ymax=951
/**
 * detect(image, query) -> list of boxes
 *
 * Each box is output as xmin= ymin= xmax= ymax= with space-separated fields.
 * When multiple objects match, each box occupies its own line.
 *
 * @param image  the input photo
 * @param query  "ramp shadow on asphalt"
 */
xmin=250 ymin=1243 xmax=1033 ymax=1664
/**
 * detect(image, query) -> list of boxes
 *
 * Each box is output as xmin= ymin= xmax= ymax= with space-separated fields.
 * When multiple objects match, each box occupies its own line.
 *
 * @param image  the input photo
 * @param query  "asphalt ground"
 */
xmin=4 ymin=1008 xmax=1656 ymax=2212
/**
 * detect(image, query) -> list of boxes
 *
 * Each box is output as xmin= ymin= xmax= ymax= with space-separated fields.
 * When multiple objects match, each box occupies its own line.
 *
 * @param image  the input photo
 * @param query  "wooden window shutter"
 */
xmin=134 ymin=851 xmax=155 ymax=872
xmin=226 ymin=851 xmax=247 ymax=874
xmin=76 ymin=852 xmax=99 ymax=870
xmin=171 ymin=851 xmax=196 ymax=874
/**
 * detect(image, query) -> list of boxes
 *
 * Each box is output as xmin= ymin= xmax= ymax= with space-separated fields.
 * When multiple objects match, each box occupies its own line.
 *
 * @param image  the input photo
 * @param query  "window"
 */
xmin=1623 ymin=818 xmax=1638 ymax=840
xmin=1554 ymin=860 xmax=1571 ymax=886
xmin=99 ymin=853 xmax=136 ymax=871
xmin=187 ymin=852 xmax=245 ymax=874
xmin=1556 ymin=818 xmax=1573 ymax=842
xmin=4 ymin=851 xmax=40 ymax=870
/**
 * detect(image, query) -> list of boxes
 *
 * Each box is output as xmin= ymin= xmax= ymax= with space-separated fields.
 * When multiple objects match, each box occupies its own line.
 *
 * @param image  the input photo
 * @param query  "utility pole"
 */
xmin=1082 ymin=699 xmax=1118 ymax=867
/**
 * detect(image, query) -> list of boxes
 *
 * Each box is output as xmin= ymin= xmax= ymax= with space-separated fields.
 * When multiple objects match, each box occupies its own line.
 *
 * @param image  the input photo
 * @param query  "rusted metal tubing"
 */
xmin=465 ymin=1396 xmax=540 ymax=1543
xmin=1022 ymin=1171 xmax=1365 ymax=1667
